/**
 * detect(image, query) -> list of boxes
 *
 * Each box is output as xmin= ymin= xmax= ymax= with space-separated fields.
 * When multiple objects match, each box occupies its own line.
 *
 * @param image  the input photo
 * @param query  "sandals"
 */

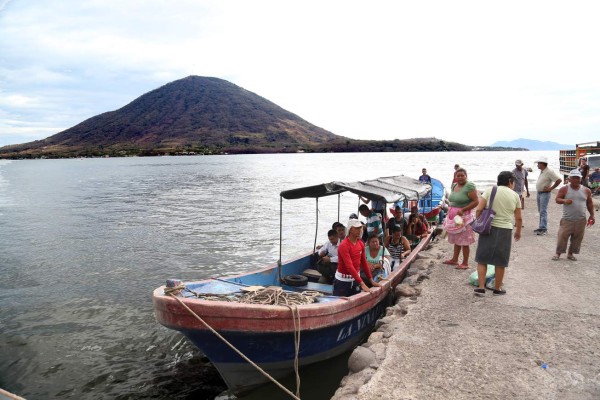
xmin=553 ymin=255 xmax=577 ymax=261
xmin=455 ymin=264 xmax=469 ymax=270
xmin=443 ymin=260 xmax=459 ymax=265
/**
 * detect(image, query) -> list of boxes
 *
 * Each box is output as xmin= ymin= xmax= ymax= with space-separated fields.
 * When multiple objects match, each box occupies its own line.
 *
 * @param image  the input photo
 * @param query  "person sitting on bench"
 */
xmin=316 ymin=229 xmax=339 ymax=283
xmin=387 ymin=225 xmax=411 ymax=270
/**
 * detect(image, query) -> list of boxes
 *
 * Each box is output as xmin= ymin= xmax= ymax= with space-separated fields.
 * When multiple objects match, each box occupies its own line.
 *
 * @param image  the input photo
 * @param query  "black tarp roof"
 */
xmin=280 ymin=175 xmax=432 ymax=203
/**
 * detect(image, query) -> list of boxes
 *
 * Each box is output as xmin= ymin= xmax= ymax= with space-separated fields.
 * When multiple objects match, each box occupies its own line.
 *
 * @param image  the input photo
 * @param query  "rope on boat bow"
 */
xmin=165 ymin=285 xmax=322 ymax=305
xmin=165 ymin=286 xmax=306 ymax=399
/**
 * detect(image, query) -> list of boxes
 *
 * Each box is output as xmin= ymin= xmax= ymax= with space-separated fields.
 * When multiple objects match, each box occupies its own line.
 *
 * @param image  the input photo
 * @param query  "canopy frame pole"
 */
xmin=278 ymin=195 xmax=283 ymax=283
xmin=337 ymin=194 xmax=341 ymax=222
xmin=313 ymin=197 xmax=319 ymax=253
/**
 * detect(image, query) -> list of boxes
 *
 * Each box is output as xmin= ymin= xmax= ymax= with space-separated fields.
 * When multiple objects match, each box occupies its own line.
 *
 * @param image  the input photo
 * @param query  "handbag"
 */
xmin=471 ymin=186 xmax=497 ymax=235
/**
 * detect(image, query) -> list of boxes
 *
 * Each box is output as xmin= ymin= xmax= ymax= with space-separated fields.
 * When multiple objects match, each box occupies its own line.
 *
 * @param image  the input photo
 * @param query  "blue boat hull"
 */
xmin=181 ymin=298 xmax=389 ymax=393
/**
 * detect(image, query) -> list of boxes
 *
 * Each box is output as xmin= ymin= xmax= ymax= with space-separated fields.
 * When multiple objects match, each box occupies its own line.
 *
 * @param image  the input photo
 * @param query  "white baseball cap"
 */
xmin=535 ymin=156 xmax=549 ymax=164
xmin=348 ymin=219 xmax=363 ymax=229
xmin=569 ymin=169 xmax=582 ymax=178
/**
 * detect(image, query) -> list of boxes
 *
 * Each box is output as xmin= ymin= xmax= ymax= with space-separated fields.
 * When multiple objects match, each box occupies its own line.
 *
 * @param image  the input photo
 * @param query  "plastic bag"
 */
xmin=468 ymin=264 xmax=495 ymax=286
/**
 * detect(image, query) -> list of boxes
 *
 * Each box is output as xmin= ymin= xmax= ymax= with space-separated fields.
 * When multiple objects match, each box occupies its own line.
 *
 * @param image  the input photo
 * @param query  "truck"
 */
xmin=559 ymin=141 xmax=600 ymax=182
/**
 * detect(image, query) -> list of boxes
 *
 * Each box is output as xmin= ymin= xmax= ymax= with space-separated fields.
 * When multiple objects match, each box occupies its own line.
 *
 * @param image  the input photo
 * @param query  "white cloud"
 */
xmin=1 ymin=0 xmax=600 ymax=147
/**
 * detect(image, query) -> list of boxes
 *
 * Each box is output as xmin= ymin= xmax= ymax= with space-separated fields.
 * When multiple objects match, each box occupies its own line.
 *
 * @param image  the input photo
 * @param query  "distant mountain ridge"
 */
xmin=491 ymin=139 xmax=572 ymax=150
xmin=0 ymin=76 xmax=341 ymax=157
xmin=0 ymin=76 xmax=479 ymax=158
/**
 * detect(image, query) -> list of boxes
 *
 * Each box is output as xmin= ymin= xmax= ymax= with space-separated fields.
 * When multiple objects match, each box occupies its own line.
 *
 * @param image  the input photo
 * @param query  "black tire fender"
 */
xmin=283 ymin=274 xmax=308 ymax=287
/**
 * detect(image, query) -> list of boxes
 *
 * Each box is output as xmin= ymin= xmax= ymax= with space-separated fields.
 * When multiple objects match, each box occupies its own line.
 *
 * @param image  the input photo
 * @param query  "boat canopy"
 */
xmin=280 ymin=175 xmax=431 ymax=203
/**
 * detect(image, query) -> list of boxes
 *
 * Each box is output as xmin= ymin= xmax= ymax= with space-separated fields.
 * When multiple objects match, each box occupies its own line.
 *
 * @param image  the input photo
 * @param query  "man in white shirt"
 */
xmin=534 ymin=156 xmax=562 ymax=235
xmin=316 ymin=229 xmax=339 ymax=282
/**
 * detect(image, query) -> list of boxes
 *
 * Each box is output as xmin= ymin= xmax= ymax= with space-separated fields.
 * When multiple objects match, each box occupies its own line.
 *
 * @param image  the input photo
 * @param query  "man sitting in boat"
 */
xmin=359 ymin=196 xmax=386 ymax=219
xmin=335 ymin=222 xmax=346 ymax=241
xmin=316 ymin=229 xmax=339 ymax=283
xmin=333 ymin=219 xmax=382 ymax=297
xmin=358 ymin=204 xmax=384 ymax=242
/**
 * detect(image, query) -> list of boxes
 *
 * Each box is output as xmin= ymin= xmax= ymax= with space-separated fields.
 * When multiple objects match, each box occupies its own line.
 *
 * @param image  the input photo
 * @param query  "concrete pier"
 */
xmin=333 ymin=195 xmax=600 ymax=399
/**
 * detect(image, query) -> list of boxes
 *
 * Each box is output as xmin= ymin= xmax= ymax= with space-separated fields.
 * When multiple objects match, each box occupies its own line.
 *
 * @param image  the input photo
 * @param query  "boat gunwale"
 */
xmin=153 ymin=234 xmax=432 ymax=332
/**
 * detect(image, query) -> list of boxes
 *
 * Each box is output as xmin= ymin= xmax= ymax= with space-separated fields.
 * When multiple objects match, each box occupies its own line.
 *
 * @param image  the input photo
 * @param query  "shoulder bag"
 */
xmin=471 ymin=186 xmax=497 ymax=235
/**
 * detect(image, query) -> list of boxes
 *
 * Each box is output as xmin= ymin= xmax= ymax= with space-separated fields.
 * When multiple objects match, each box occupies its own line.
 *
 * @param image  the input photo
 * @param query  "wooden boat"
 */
xmin=152 ymin=175 xmax=433 ymax=395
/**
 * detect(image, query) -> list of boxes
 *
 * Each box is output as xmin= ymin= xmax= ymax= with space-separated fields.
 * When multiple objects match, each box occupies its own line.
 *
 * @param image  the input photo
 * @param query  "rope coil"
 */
xmin=164 ymin=285 xmax=322 ymax=305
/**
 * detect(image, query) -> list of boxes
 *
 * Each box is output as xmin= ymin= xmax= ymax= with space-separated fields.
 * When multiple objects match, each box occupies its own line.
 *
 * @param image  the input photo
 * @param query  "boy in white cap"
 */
xmin=552 ymin=169 xmax=595 ymax=261
xmin=534 ymin=156 xmax=562 ymax=235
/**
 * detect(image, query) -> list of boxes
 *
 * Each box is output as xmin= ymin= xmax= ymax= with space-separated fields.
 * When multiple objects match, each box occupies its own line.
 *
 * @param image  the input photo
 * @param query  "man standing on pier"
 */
xmin=512 ymin=159 xmax=530 ymax=210
xmin=552 ymin=169 xmax=595 ymax=261
xmin=534 ymin=156 xmax=562 ymax=235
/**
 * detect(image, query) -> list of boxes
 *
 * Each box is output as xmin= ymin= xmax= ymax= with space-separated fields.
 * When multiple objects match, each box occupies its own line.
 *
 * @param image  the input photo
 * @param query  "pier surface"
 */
xmin=334 ymin=195 xmax=600 ymax=399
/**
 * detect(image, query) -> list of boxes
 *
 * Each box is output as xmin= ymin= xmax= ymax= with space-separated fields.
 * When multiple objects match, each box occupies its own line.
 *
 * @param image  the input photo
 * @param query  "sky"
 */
xmin=1 ymin=0 xmax=600 ymax=147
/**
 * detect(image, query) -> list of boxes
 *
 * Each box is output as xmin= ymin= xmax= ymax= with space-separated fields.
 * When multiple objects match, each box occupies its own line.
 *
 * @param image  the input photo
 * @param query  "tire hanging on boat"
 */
xmin=283 ymin=274 xmax=309 ymax=287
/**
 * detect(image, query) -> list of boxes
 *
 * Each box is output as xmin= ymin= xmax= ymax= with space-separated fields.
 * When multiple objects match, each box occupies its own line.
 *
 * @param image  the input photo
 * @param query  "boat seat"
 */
xmin=302 ymin=268 xmax=322 ymax=282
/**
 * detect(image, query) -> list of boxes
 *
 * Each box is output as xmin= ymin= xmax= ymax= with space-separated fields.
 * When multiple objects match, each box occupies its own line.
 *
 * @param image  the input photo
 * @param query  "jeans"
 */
xmin=536 ymin=191 xmax=551 ymax=230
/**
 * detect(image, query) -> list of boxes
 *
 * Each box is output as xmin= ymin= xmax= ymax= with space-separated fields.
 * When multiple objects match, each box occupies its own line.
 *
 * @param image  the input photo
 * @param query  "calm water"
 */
xmin=0 ymin=151 xmax=557 ymax=399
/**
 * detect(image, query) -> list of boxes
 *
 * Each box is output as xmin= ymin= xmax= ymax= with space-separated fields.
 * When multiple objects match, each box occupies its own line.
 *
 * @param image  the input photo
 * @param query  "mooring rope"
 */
xmin=285 ymin=304 xmax=302 ymax=398
xmin=166 ymin=290 xmax=303 ymax=400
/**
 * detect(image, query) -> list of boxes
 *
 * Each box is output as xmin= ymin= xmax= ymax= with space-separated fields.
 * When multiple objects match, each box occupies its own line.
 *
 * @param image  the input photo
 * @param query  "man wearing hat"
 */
xmin=552 ymin=169 xmax=595 ymax=261
xmin=333 ymin=219 xmax=382 ymax=296
xmin=512 ymin=159 xmax=530 ymax=209
xmin=534 ymin=156 xmax=562 ymax=235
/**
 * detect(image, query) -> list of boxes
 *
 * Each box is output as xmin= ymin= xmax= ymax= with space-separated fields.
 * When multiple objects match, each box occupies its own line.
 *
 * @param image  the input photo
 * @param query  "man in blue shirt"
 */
xmin=419 ymin=168 xmax=432 ymax=183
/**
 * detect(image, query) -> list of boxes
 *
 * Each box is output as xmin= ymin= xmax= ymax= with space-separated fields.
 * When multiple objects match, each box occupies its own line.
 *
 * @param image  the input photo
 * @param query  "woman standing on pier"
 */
xmin=443 ymin=168 xmax=479 ymax=269
xmin=473 ymin=171 xmax=522 ymax=296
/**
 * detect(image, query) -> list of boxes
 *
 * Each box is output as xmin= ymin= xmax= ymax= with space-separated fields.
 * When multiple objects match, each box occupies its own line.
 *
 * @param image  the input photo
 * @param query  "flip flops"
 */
xmin=551 ymin=255 xmax=560 ymax=261
xmin=567 ymin=255 xmax=577 ymax=261
xmin=456 ymin=264 xmax=469 ymax=269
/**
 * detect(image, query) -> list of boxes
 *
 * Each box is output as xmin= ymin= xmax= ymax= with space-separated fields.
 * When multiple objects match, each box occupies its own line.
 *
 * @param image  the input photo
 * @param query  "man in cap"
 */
xmin=512 ymin=159 xmax=530 ymax=209
xmin=534 ymin=156 xmax=562 ymax=235
xmin=551 ymin=169 xmax=595 ymax=261
xmin=333 ymin=219 xmax=382 ymax=296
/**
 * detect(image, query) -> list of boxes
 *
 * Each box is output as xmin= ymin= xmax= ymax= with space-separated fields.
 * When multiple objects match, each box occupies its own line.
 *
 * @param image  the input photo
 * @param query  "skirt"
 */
xmin=475 ymin=226 xmax=513 ymax=267
xmin=444 ymin=206 xmax=476 ymax=246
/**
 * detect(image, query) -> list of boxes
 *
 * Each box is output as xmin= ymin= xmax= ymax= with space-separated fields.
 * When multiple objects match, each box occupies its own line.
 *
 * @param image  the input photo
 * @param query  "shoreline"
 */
xmin=332 ymin=193 xmax=600 ymax=399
